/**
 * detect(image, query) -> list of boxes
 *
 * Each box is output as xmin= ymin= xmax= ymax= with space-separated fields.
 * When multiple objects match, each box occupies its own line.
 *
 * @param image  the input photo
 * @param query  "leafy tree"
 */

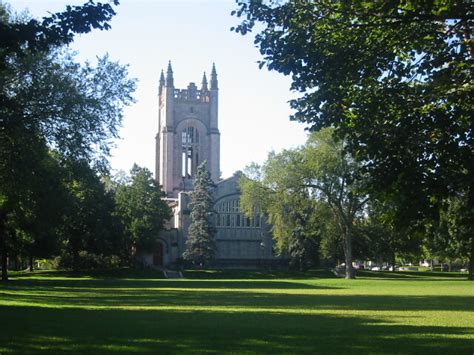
xmin=0 ymin=2 xmax=134 ymax=281
xmin=0 ymin=0 xmax=118 ymax=60
xmin=114 ymin=165 xmax=171 ymax=265
xmin=360 ymin=199 xmax=423 ymax=270
xmin=183 ymin=161 xmax=216 ymax=267
xmin=233 ymin=1 xmax=473 ymax=277
xmin=58 ymin=159 xmax=119 ymax=271
xmin=434 ymin=195 xmax=474 ymax=278
xmin=241 ymin=128 xmax=368 ymax=278
xmin=13 ymin=148 xmax=66 ymax=272
xmin=240 ymin=156 xmax=321 ymax=271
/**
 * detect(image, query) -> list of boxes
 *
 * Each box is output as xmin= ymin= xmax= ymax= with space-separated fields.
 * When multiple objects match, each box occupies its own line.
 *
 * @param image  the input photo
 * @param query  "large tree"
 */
xmin=233 ymin=0 xmax=473 ymax=277
xmin=240 ymin=128 xmax=368 ymax=278
xmin=114 ymin=165 xmax=171 ymax=265
xmin=183 ymin=161 xmax=216 ymax=267
xmin=0 ymin=2 xmax=134 ymax=281
xmin=240 ymin=155 xmax=322 ymax=271
xmin=58 ymin=159 xmax=120 ymax=271
xmin=0 ymin=0 xmax=118 ymax=60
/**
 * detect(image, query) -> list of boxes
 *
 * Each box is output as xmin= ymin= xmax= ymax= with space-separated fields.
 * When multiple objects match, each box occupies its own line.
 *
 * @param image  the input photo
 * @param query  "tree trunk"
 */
xmin=469 ymin=237 xmax=474 ymax=281
xmin=29 ymin=254 xmax=34 ymax=272
xmin=344 ymin=226 xmax=355 ymax=279
xmin=0 ymin=213 xmax=8 ymax=282
xmin=391 ymin=251 xmax=396 ymax=272
xmin=72 ymin=248 xmax=79 ymax=272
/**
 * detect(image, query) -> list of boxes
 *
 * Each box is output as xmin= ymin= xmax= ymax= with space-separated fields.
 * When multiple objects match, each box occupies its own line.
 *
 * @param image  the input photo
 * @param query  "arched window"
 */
xmin=181 ymin=127 xmax=199 ymax=177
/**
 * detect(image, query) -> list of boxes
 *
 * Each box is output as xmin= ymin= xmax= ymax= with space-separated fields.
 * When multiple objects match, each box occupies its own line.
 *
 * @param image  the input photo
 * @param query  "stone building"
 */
xmin=138 ymin=62 xmax=283 ymax=268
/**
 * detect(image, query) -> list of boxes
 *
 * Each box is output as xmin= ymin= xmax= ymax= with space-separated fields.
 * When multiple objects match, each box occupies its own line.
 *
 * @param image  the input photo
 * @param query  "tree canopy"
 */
xmin=240 ymin=128 xmax=368 ymax=278
xmin=233 ymin=0 xmax=473 ymax=279
xmin=114 ymin=165 xmax=171 ymax=264
xmin=0 ymin=1 xmax=133 ymax=281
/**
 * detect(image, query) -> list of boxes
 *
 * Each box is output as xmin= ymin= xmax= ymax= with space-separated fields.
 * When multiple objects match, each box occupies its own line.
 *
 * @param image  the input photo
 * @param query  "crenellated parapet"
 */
xmin=174 ymin=85 xmax=210 ymax=102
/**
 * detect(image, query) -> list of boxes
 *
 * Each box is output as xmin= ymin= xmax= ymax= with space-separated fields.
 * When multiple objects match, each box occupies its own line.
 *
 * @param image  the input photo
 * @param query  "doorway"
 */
xmin=153 ymin=243 xmax=164 ymax=267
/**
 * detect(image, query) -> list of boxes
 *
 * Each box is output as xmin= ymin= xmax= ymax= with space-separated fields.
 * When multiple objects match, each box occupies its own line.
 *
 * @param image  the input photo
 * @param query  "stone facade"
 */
xmin=155 ymin=61 xmax=220 ymax=198
xmin=138 ymin=62 xmax=285 ymax=269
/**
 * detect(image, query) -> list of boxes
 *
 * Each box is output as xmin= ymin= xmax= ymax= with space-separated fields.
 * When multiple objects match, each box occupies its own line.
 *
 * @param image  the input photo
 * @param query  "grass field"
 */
xmin=0 ymin=269 xmax=473 ymax=354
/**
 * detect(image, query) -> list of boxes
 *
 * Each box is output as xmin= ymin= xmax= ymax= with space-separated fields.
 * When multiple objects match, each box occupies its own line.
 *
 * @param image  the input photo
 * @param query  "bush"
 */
xmin=55 ymin=251 xmax=121 ymax=270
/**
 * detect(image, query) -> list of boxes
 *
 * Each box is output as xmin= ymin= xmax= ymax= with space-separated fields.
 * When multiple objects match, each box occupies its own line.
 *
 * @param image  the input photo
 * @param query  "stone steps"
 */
xmin=163 ymin=270 xmax=183 ymax=279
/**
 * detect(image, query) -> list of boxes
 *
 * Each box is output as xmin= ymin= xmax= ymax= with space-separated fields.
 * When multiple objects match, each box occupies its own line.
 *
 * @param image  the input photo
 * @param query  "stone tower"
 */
xmin=155 ymin=62 xmax=220 ymax=197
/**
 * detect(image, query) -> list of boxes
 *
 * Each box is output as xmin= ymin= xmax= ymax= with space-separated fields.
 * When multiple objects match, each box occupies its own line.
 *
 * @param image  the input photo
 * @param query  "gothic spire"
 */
xmin=166 ymin=60 xmax=174 ymax=87
xmin=159 ymin=69 xmax=165 ymax=86
xmin=158 ymin=69 xmax=165 ymax=95
xmin=210 ymin=63 xmax=218 ymax=90
xmin=201 ymin=72 xmax=208 ymax=91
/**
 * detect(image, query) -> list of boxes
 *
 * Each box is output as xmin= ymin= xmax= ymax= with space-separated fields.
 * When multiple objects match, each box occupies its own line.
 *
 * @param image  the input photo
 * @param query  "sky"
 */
xmin=8 ymin=0 xmax=309 ymax=179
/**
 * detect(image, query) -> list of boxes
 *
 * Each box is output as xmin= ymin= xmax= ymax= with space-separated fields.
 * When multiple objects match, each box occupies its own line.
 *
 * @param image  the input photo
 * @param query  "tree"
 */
xmin=360 ymin=199 xmax=423 ymax=270
xmin=233 ymin=1 xmax=473 ymax=277
xmin=435 ymin=195 xmax=474 ymax=279
xmin=12 ymin=148 xmax=66 ymax=272
xmin=0 ymin=1 xmax=119 ymax=60
xmin=240 ymin=156 xmax=321 ymax=271
xmin=58 ymin=159 xmax=120 ymax=271
xmin=0 ymin=2 xmax=134 ymax=281
xmin=114 ymin=165 xmax=171 ymax=265
xmin=183 ymin=161 xmax=216 ymax=267
xmin=240 ymin=128 xmax=368 ymax=278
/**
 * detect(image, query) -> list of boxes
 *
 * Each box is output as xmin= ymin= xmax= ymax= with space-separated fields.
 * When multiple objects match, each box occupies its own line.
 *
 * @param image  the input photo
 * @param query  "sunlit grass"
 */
xmin=0 ymin=269 xmax=473 ymax=353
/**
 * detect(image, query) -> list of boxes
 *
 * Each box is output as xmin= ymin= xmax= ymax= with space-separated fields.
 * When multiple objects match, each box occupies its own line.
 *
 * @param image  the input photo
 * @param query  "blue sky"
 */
xmin=8 ymin=0 xmax=308 ymax=178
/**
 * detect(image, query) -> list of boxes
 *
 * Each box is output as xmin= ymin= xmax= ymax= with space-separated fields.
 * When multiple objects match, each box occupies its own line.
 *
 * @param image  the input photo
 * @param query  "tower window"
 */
xmin=181 ymin=127 xmax=199 ymax=177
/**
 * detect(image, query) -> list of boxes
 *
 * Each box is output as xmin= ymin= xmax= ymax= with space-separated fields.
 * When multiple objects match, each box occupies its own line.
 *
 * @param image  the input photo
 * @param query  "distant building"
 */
xmin=137 ymin=62 xmax=284 ymax=268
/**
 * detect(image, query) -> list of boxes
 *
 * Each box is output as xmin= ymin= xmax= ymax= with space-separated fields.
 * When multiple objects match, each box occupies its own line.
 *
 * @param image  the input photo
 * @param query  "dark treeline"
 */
xmin=0 ymin=1 xmax=169 ymax=281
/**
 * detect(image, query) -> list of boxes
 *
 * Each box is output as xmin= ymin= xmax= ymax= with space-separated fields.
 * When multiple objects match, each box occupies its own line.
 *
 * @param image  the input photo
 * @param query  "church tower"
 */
xmin=155 ymin=62 xmax=220 ymax=197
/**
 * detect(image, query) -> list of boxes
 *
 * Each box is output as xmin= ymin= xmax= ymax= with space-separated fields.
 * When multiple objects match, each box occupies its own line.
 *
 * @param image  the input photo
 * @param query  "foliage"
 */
xmin=55 ymin=251 xmax=121 ymax=270
xmin=431 ymin=194 xmax=474 ymax=279
xmin=0 ymin=0 xmax=119 ymax=59
xmin=58 ymin=159 xmax=121 ymax=271
xmin=358 ymin=199 xmax=424 ymax=268
xmin=114 ymin=165 xmax=171 ymax=263
xmin=9 ymin=147 xmax=67 ymax=271
xmin=183 ymin=161 xmax=216 ymax=267
xmin=0 ymin=2 xmax=134 ymax=280
xmin=233 ymin=0 xmax=473 ymax=278
xmin=240 ymin=128 xmax=368 ymax=278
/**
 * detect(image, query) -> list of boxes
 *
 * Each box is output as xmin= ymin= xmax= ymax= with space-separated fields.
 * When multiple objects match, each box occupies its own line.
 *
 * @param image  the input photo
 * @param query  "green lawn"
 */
xmin=0 ymin=270 xmax=473 ymax=354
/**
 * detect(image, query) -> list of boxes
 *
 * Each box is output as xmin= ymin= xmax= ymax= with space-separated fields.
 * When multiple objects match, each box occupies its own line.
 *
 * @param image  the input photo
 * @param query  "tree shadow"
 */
xmin=357 ymin=270 xmax=468 ymax=280
xmin=184 ymin=268 xmax=337 ymax=279
xmin=1 ymin=287 xmax=473 ymax=312
xmin=1 ymin=306 xmax=472 ymax=354
xmin=4 ymin=277 xmax=337 ymax=290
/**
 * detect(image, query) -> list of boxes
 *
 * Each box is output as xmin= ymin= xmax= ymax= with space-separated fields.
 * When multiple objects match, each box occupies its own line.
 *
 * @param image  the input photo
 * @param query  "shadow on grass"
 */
xmin=1 ymin=306 xmax=473 ymax=354
xmin=11 ymin=267 xmax=338 ymax=280
xmin=3 ymin=277 xmax=336 ymax=290
xmin=1 ymin=286 xmax=473 ymax=312
xmin=8 ymin=268 xmax=167 ymax=280
xmin=183 ymin=268 xmax=336 ymax=279
xmin=358 ymin=270 xmax=468 ymax=280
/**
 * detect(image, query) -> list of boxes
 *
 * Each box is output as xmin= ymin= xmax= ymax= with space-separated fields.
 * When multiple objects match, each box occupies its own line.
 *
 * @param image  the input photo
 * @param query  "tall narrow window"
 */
xmin=181 ymin=127 xmax=199 ymax=177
